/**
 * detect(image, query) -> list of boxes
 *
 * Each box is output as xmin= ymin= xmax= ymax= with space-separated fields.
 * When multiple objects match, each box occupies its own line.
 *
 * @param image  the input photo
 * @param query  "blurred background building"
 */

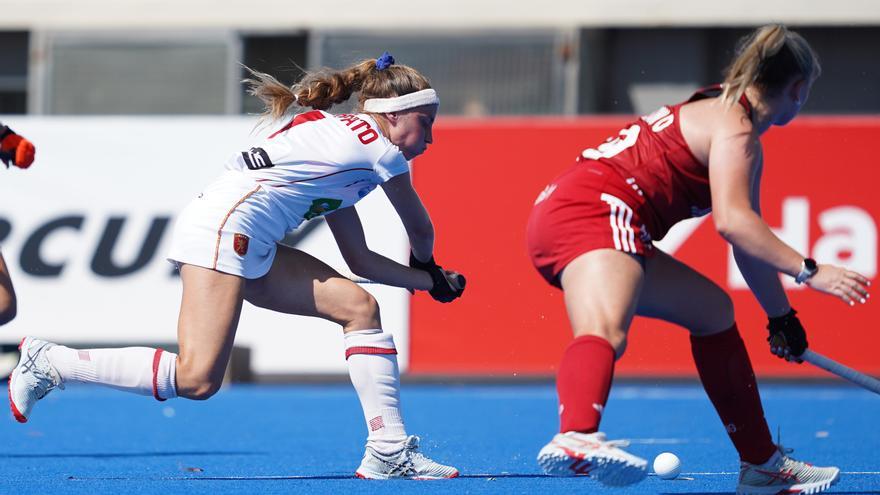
xmin=1 ymin=0 xmax=879 ymax=118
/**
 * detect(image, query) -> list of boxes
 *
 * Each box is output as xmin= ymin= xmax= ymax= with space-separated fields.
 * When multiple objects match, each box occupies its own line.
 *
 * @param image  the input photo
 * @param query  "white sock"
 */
xmin=45 ymin=345 xmax=177 ymax=400
xmin=345 ymin=329 xmax=407 ymax=454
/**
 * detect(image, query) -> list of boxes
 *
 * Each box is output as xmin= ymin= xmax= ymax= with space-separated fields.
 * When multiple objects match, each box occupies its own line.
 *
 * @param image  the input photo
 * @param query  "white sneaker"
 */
xmin=8 ymin=337 xmax=63 ymax=423
xmin=355 ymin=435 xmax=459 ymax=480
xmin=737 ymin=448 xmax=840 ymax=495
xmin=537 ymin=431 xmax=647 ymax=486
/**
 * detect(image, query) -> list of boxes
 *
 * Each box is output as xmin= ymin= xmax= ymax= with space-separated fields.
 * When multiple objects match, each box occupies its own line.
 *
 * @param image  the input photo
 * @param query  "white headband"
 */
xmin=363 ymin=89 xmax=439 ymax=113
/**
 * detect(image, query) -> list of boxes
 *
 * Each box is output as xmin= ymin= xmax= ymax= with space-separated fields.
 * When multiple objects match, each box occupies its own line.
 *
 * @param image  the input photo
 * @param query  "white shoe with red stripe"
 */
xmin=537 ymin=431 xmax=647 ymax=486
xmin=8 ymin=337 xmax=63 ymax=423
xmin=737 ymin=448 xmax=840 ymax=495
xmin=355 ymin=435 xmax=459 ymax=480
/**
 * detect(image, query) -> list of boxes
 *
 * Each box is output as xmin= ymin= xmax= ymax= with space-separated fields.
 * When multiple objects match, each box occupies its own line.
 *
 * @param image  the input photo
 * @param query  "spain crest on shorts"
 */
xmin=233 ymin=233 xmax=249 ymax=256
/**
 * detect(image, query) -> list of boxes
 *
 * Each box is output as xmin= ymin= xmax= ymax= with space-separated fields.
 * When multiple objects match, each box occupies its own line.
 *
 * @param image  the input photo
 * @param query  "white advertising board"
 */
xmin=0 ymin=117 xmax=411 ymax=374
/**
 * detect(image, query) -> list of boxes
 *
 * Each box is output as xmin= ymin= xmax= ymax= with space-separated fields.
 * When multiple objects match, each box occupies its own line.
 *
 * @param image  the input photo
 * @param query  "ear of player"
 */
xmin=0 ymin=126 xmax=35 ymax=169
xmin=766 ymin=308 xmax=807 ymax=363
xmin=409 ymin=252 xmax=466 ymax=303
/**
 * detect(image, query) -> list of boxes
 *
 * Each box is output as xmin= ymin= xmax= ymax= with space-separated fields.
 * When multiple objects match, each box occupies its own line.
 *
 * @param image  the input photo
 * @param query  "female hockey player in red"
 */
xmin=9 ymin=52 xmax=464 ymax=479
xmin=527 ymin=24 xmax=869 ymax=494
xmin=0 ymin=121 xmax=36 ymax=326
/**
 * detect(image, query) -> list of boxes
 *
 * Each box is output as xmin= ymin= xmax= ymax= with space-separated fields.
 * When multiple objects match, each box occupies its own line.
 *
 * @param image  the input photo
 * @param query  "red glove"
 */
xmin=0 ymin=126 xmax=35 ymax=169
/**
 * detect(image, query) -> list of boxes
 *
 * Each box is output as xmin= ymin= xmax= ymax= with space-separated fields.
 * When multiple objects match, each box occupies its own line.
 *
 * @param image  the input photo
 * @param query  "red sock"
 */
xmin=690 ymin=324 xmax=776 ymax=464
xmin=556 ymin=335 xmax=615 ymax=434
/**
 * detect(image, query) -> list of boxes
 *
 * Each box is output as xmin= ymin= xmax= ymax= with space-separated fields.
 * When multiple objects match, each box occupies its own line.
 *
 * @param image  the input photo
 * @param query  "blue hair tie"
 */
xmin=376 ymin=51 xmax=395 ymax=71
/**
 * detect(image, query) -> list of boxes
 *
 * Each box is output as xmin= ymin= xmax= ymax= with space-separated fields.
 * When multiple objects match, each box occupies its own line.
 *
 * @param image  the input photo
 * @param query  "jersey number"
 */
xmin=582 ymin=124 xmax=641 ymax=160
xmin=241 ymin=147 xmax=274 ymax=170
xmin=581 ymin=106 xmax=675 ymax=160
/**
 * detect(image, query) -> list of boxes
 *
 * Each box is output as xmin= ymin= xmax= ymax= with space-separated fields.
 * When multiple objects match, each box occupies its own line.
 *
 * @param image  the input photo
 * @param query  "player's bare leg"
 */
xmin=637 ymin=250 xmax=839 ymax=494
xmin=537 ymin=249 xmax=648 ymax=485
xmin=9 ymin=264 xmax=246 ymax=422
xmin=636 ymin=249 xmax=735 ymax=335
xmin=243 ymin=244 xmax=383 ymax=333
xmin=0 ymin=251 xmax=17 ymax=326
xmin=244 ymin=244 xmax=457 ymax=479
xmin=174 ymin=265 xmax=247 ymax=399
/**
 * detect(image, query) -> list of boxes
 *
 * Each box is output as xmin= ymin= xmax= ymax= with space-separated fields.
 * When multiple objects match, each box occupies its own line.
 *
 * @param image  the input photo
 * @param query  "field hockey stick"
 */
xmin=800 ymin=349 xmax=880 ymax=395
xmin=336 ymin=267 xmax=379 ymax=285
xmin=336 ymin=267 xmax=466 ymax=290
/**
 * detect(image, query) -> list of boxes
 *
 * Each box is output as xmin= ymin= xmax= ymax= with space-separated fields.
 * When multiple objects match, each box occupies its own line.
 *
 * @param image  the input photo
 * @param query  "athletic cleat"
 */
xmin=355 ymin=435 xmax=459 ymax=480
xmin=737 ymin=447 xmax=840 ymax=495
xmin=537 ymin=431 xmax=648 ymax=486
xmin=8 ymin=337 xmax=63 ymax=423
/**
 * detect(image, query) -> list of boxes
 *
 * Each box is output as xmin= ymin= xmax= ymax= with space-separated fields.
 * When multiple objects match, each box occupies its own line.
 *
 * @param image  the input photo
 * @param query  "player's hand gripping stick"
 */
xmin=767 ymin=308 xmax=807 ymax=363
xmin=409 ymin=252 xmax=466 ymax=303
xmin=767 ymin=308 xmax=880 ymax=394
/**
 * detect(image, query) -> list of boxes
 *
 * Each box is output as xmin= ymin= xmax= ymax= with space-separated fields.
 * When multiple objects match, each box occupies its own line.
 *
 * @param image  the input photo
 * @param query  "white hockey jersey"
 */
xmin=227 ymin=110 xmax=410 ymax=230
xmin=167 ymin=110 xmax=411 ymax=278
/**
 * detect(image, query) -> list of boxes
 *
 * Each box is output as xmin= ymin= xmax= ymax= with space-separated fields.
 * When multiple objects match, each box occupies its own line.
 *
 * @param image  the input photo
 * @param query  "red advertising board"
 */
xmin=409 ymin=116 xmax=880 ymax=378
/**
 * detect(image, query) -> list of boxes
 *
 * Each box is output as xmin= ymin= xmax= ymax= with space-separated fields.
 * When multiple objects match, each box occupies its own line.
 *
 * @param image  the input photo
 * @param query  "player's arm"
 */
xmin=380 ymin=171 xmax=465 ymax=302
xmin=325 ymin=205 xmax=433 ymax=291
xmin=710 ymin=118 xmax=815 ymax=361
xmin=729 ymin=154 xmax=792 ymax=317
xmin=709 ymin=118 xmax=805 ymax=278
xmin=0 ymin=252 xmax=17 ymax=325
xmin=710 ymin=112 xmax=869 ymax=306
xmin=380 ymin=172 xmax=434 ymax=263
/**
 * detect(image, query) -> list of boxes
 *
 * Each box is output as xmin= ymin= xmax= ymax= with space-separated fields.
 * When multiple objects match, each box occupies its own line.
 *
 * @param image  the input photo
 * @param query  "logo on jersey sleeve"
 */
xmin=233 ymin=233 xmax=250 ymax=256
xmin=241 ymin=147 xmax=274 ymax=170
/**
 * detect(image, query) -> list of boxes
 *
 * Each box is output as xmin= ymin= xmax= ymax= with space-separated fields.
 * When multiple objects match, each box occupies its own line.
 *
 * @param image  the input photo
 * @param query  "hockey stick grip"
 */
xmin=801 ymin=349 xmax=880 ymax=395
xmin=338 ymin=268 xmax=464 ymax=295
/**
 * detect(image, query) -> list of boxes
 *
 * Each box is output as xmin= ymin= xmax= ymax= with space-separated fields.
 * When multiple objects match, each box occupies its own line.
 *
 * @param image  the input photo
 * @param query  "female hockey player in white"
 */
xmin=9 ymin=52 xmax=464 ymax=479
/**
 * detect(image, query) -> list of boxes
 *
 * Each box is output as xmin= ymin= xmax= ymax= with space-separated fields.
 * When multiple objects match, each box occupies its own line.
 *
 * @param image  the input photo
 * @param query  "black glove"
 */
xmin=409 ymin=252 xmax=438 ymax=271
xmin=767 ymin=308 xmax=808 ymax=362
xmin=409 ymin=252 xmax=465 ymax=303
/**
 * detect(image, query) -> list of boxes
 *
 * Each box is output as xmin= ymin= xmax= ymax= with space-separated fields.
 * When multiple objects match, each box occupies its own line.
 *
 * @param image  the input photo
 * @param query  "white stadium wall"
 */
xmin=0 ymin=117 xmax=412 ymax=375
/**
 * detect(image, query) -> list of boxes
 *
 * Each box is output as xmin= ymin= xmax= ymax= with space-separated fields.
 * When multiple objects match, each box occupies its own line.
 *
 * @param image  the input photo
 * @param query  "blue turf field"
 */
xmin=2 ymin=382 xmax=878 ymax=494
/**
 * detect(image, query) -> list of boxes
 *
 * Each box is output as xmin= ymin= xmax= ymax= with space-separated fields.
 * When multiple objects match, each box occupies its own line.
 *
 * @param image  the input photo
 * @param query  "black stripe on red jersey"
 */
xmin=687 ymin=84 xmax=754 ymax=120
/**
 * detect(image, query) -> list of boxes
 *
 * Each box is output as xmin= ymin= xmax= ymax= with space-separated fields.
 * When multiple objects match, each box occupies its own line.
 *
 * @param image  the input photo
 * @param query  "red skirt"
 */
xmin=526 ymin=159 xmax=654 ymax=288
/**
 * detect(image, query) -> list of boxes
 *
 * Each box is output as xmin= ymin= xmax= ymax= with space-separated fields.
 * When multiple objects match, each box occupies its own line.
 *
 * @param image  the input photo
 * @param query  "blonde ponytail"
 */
xmin=243 ymin=67 xmax=298 ymax=121
xmin=244 ymin=55 xmax=432 ymax=122
xmin=292 ymin=60 xmax=375 ymax=111
xmin=722 ymin=24 xmax=821 ymax=107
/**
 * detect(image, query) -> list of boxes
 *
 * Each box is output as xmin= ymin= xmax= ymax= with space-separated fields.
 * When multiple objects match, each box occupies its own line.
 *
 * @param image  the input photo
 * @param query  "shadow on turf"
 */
xmin=0 ymin=451 xmax=265 ymax=459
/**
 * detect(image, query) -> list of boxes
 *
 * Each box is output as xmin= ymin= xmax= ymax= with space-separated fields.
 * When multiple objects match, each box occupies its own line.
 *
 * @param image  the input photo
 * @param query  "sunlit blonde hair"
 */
xmin=722 ymin=24 xmax=821 ymax=107
xmin=244 ymin=58 xmax=432 ymax=121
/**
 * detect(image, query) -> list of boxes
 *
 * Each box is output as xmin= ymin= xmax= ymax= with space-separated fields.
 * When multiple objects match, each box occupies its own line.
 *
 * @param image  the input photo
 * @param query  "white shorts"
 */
xmin=166 ymin=173 xmax=288 ymax=279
